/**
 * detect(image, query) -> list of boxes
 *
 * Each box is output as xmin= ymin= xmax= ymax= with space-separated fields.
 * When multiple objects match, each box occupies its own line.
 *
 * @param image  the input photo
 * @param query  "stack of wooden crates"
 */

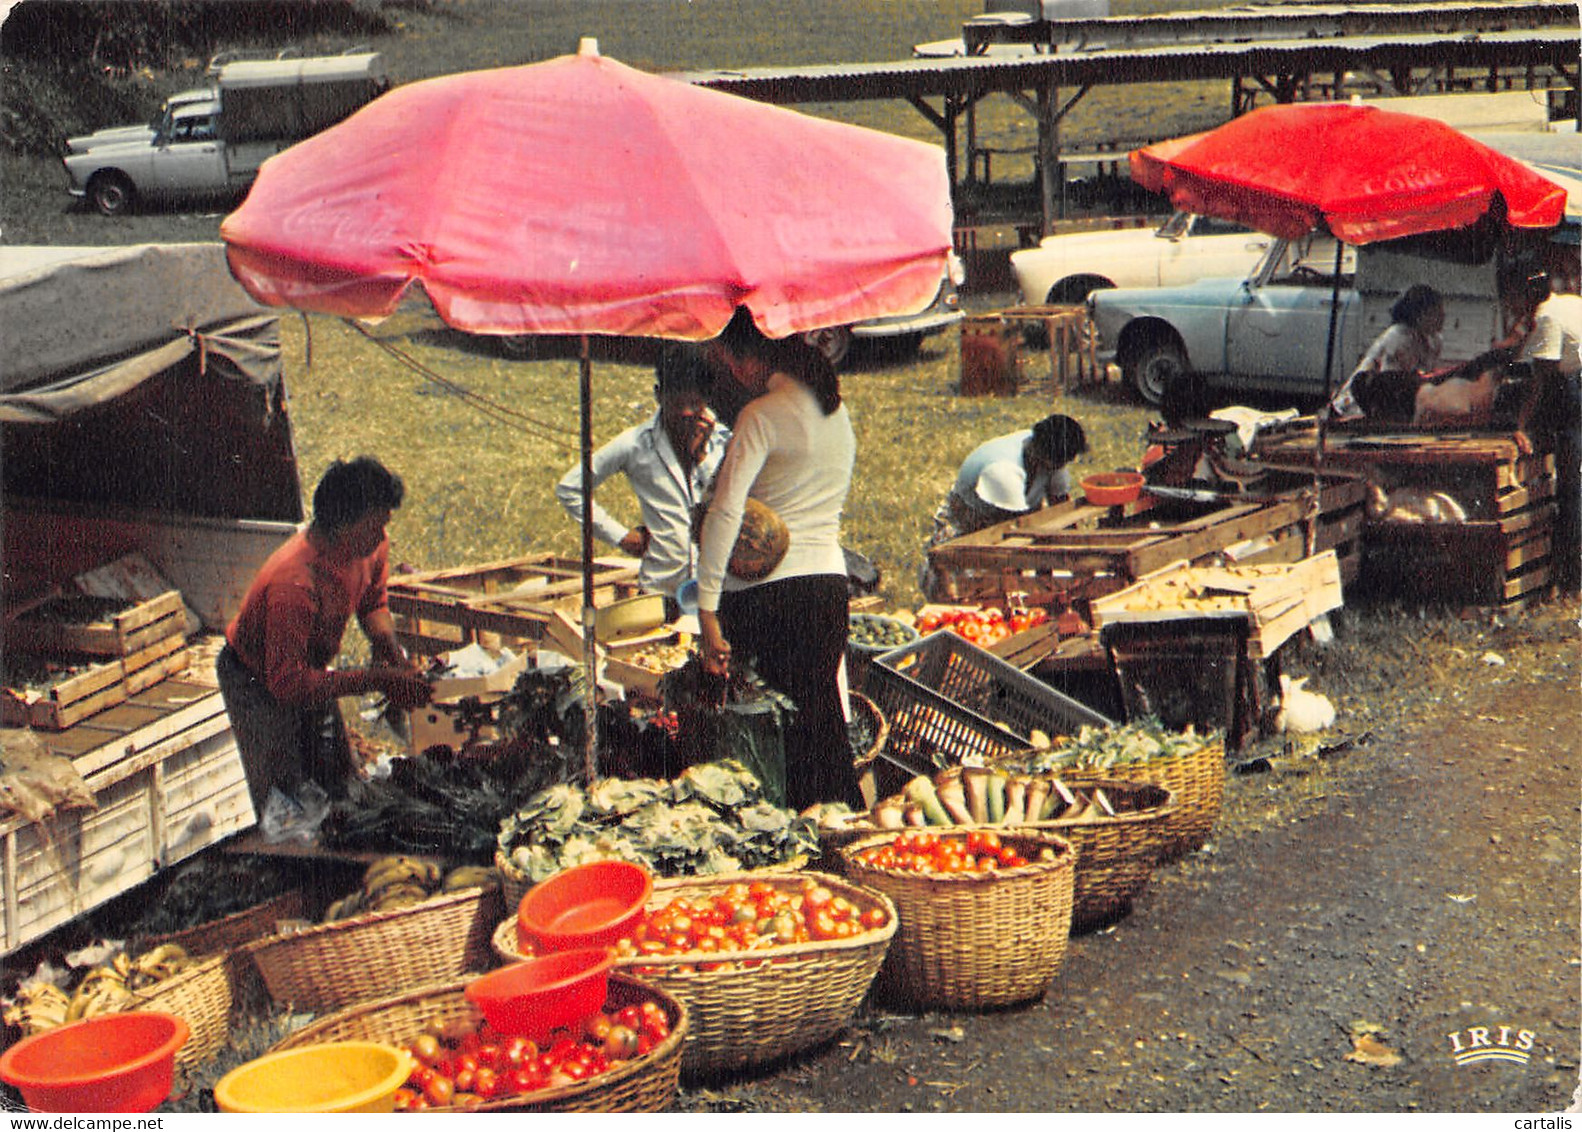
xmin=1252 ymin=428 xmax=1555 ymax=607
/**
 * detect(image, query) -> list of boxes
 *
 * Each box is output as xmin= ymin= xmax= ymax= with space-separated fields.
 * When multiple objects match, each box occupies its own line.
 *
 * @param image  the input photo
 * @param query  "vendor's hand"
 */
xmin=1514 ymin=429 xmax=1534 ymax=457
xmin=699 ymin=611 xmax=731 ymax=678
xmin=618 ymin=526 xmax=652 ymax=557
xmin=376 ymin=668 xmax=434 ymax=709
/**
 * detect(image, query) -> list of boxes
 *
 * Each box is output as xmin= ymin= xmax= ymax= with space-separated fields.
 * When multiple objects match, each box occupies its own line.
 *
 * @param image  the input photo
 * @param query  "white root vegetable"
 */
xmin=903 ymin=802 xmax=927 ymax=828
xmin=962 ymin=767 xmax=991 ymax=824
xmin=1024 ymin=778 xmax=1051 ymax=824
xmin=1002 ymin=777 xmax=1028 ymax=824
xmin=1044 ymin=777 xmax=1076 ymax=819
xmin=873 ymin=798 xmax=906 ymax=829
xmin=936 ymin=773 xmax=974 ymax=825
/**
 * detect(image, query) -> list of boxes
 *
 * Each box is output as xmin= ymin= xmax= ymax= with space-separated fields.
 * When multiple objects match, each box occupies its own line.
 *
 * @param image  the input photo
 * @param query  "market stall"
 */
xmin=0 ymin=243 xmax=302 ymax=957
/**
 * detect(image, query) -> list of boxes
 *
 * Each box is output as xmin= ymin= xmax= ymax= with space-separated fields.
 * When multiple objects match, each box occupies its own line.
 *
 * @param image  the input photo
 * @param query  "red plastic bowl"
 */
xmin=464 ymin=948 xmax=615 ymax=1040
xmin=1082 ymin=471 xmax=1146 ymax=507
xmin=516 ymin=859 xmax=652 ymax=953
xmin=0 ymin=1011 xmax=189 ymax=1113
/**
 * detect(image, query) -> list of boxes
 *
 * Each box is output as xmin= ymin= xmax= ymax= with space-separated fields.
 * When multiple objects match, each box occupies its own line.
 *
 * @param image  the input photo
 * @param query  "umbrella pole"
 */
xmin=579 ymin=334 xmax=599 ymax=780
xmin=1309 ymin=238 xmax=1345 ymax=557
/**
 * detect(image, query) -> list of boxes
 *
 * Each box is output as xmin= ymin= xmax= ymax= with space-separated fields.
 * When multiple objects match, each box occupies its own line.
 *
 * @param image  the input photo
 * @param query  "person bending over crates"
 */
xmin=919 ymin=413 xmax=1088 ymax=602
xmin=218 ymin=456 xmax=432 ymax=815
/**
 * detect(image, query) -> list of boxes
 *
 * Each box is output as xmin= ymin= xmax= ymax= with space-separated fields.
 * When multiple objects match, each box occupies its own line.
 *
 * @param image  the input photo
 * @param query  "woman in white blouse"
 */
xmin=696 ymin=307 xmax=863 ymax=810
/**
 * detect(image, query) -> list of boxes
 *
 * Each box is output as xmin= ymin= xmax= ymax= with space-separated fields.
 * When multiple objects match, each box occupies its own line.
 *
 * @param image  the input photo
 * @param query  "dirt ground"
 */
xmin=672 ymin=624 xmax=1581 ymax=1114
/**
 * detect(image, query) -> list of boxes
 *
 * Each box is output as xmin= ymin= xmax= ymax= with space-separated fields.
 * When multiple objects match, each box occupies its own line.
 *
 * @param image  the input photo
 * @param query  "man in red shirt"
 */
xmin=219 ymin=456 xmax=432 ymax=809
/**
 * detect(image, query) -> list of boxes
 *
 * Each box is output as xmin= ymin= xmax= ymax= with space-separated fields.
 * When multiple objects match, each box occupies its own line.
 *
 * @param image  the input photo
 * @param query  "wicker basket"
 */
xmin=271 ymin=974 xmax=685 ymax=1112
xmin=141 ymin=889 xmax=309 ymax=957
xmin=1024 ymin=778 xmax=1175 ymax=929
xmin=849 ymin=691 xmax=890 ymax=811
xmin=841 ymin=829 xmax=1075 ymax=1011
xmin=127 ymin=952 xmax=233 ymax=1075
xmin=244 ymin=885 xmax=505 ymax=1014
xmin=497 ymin=850 xmax=810 ymax=918
xmin=490 ymin=870 xmax=896 ymax=1078
xmin=1075 ymin=740 xmax=1225 ymax=859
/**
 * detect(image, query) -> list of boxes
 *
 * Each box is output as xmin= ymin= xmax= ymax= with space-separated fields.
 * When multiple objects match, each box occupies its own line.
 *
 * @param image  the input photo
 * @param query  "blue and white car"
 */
xmin=1088 ymin=231 xmax=1362 ymax=404
xmin=1088 ymin=133 xmax=1580 ymax=407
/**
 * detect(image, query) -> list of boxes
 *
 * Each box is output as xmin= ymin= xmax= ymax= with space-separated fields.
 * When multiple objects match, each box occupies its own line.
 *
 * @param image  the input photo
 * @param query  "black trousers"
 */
xmin=720 ymin=574 xmax=863 ymax=811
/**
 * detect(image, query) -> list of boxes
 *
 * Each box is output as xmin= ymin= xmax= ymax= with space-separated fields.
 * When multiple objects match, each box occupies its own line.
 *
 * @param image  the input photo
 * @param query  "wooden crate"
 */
xmin=8 ymin=633 xmax=192 ymax=732
xmin=388 ymin=554 xmax=644 ymax=655
xmin=6 ymin=589 xmax=186 ymax=658
xmin=924 ymin=466 xmax=1366 ymax=608
xmin=1251 ymin=428 xmax=1556 ymax=606
xmin=1 ymin=669 xmax=257 ymax=955
xmin=1090 ymin=550 xmax=1345 ymax=659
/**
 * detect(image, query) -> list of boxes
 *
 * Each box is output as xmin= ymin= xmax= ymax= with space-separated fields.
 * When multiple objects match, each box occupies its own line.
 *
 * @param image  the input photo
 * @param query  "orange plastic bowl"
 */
xmin=0 ymin=1011 xmax=189 ymax=1113
xmin=516 ymin=859 xmax=652 ymax=953
xmin=1082 ymin=471 xmax=1146 ymax=507
xmin=464 ymin=948 xmax=615 ymax=1040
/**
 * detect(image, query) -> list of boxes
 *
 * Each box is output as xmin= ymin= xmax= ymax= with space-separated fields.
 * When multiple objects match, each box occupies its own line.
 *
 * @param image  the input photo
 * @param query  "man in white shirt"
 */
xmin=556 ymin=344 xmax=729 ymax=600
xmin=1503 ymin=261 xmax=1582 ymax=592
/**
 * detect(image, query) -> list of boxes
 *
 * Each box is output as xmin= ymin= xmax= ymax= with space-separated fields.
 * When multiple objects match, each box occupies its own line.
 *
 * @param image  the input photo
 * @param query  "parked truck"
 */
xmin=63 ymin=51 xmax=388 ymax=216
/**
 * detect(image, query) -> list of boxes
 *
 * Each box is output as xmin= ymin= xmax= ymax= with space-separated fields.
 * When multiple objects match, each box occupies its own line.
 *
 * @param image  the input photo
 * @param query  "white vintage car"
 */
xmin=1009 ymin=211 xmax=1273 ymax=306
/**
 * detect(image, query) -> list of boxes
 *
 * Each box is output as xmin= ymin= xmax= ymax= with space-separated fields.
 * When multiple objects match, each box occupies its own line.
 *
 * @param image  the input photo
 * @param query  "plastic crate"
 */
xmin=863 ymin=630 xmax=1114 ymax=781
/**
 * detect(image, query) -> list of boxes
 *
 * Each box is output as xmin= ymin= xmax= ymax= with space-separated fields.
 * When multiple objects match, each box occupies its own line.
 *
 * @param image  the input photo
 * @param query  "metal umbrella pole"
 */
xmin=578 ymin=334 xmax=599 ymax=780
xmin=1308 ymin=236 xmax=1346 ymax=557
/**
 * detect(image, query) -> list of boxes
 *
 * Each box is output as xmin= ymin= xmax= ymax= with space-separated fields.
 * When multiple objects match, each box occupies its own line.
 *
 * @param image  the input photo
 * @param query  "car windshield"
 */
xmin=1266 ymin=232 xmax=1356 ymax=285
xmin=1157 ymin=212 xmax=1191 ymax=239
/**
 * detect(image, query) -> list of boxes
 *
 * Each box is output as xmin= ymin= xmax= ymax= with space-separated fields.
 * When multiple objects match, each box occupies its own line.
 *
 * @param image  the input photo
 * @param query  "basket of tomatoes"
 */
xmin=491 ymin=871 xmax=897 ymax=1078
xmin=841 ymin=828 xmax=1076 ymax=1010
xmin=269 ymin=973 xmax=686 ymax=1112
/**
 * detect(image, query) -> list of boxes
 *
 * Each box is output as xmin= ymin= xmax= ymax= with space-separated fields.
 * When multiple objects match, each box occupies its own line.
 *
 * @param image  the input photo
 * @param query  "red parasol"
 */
xmin=220 ymin=42 xmax=954 ymax=342
xmin=219 ymin=42 xmax=955 ymax=772
xmin=1130 ymin=101 xmax=1567 ymax=246
xmin=1130 ymin=101 xmax=1569 ymax=554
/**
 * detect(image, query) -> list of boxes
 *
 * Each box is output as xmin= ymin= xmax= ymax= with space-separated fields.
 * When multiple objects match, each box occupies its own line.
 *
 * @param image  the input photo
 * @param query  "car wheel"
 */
xmin=803 ymin=325 xmax=853 ymax=369
xmin=872 ymin=331 xmax=924 ymax=363
xmin=88 ymin=173 xmax=135 ymax=216
xmin=1125 ymin=338 xmax=1190 ymax=405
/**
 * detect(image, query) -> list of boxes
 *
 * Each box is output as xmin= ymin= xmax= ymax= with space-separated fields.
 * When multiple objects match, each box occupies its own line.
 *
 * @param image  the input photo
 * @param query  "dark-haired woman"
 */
xmin=696 ymin=309 xmax=863 ymax=810
xmin=1328 ymin=284 xmax=1445 ymax=420
xmin=218 ymin=456 xmax=432 ymax=810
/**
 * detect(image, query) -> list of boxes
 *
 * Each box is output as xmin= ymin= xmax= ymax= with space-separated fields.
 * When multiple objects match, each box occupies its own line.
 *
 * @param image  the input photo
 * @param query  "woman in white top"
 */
xmin=1328 ymin=284 xmax=1445 ymax=420
xmin=697 ymin=307 xmax=863 ymax=810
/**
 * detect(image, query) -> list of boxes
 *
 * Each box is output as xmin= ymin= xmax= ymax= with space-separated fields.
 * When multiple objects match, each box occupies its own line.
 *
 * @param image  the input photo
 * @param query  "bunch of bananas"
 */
xmin=321 ymin=857 xmax=499 ymax=922
xmin=2 ymin=943 xmax=197 ymax=1036
xmin=2 ymin=982 xmax=70 ymax=1036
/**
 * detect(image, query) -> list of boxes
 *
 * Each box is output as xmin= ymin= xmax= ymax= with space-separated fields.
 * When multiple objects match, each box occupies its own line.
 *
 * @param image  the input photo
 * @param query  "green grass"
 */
xmin=283 ymin=311 xmax=1151 ymax=610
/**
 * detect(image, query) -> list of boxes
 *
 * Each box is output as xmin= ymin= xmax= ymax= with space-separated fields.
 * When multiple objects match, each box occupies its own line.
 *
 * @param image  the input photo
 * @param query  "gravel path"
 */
xmin=677 ymin=652 xmax=1580 ymax=1113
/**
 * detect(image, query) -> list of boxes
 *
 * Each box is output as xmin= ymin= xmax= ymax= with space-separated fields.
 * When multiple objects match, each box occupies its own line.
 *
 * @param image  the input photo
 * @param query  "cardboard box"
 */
xmin=424 ymin=645 xmax=528 ymax=701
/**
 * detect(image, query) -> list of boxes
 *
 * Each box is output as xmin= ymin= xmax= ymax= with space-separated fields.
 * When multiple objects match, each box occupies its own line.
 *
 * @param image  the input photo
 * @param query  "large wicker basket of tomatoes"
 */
xmin=270 ymin=973 xmax=686 ymax=1112
xmin=841 ymin=829 xmax=1076 ymax=1010
xmin=492 ymin=871 xmax=897 ymax=1077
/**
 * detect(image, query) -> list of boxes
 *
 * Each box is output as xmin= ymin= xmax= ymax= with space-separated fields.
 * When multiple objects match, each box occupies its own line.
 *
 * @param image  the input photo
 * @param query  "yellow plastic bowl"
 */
xmin=213 ymin=1042 xmax=413 ymax=1113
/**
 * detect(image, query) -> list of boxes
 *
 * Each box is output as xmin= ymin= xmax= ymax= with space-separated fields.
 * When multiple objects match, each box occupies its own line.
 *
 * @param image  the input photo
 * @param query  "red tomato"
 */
xmin=424 ymin=1074 xmax=455 ymax=1107
xmin=603 ymin=1022 xmax=640 ymax=1061
xmin=392 ymin=1088 xmax=419 ymax=1111
xmin=475 ymin=1043 xmax=501 ymax=1069
xmin=473 ymin=1067 xmax=500 ymax=1099
xmin=859 ymin=907 xmax=888 ymax=930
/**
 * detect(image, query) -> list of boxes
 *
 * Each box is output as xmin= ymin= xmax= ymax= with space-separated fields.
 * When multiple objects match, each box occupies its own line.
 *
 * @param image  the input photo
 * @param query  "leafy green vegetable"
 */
xmin=496 ymin=760 xmax=819 ymax=882
xmin=1010 ymin=717 xmax=1209 ymax=775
